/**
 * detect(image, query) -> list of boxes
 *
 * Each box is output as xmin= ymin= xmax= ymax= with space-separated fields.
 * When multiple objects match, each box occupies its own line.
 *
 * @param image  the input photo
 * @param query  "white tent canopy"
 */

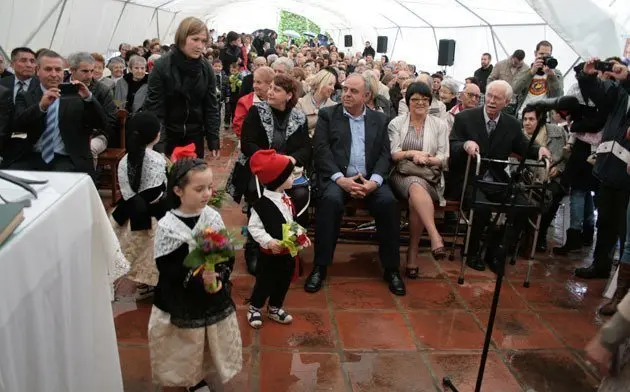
xmin=0 ymin=0 xmax=628 ymax=84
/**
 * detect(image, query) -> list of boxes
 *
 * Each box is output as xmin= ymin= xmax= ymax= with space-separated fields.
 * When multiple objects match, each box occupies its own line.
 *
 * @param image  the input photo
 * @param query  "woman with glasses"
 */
xmin=388 ymin=82 xmax=450 ymax=278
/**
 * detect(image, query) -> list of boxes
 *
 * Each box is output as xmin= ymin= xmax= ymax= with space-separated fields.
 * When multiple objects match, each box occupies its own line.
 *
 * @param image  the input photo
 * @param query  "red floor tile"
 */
xmin=342 ymin=351 xmax=434 ymax=391
xmin=476 ymin=311 xmax=564 ymax=349
xmin=259 ymin=310 xmax=336 ymax=349
xmin=440 ymin=259 xmax=496 ymax=281
xmin=504 ymin=350 xmax=600 ymax=392
xmin=328 ymin=279 xmax=397 ymax=310
xmin=335 ymin=311 xmax=416 ymax=350
xmin=540 ymin=311 xmax=605 ymax=349
xmin=259 ymin=351 xmax=347 ymax=392
xmin=327 ymin=249 xmax=384 ymax=278
xmin=401 ymin=252 xmax=444 ymax=279
xmin=222 ymin=350 xmax=254 ymax=392
xmin=455 ymin=281 xmax=527 ymax=311
xmin=428 ymin=351 xmax=522 ymax=392
xmin=409 ymin=310 xmax=486 ymax=350
xmin=114 ymin=302 xmax=151 ymax=344
xmin=230 ymin=275 xmax=255 ymax=308
xmin=514 ymin=281 xmax=606 ymax=312
xmin=397 ymin=280 xmax=464 ymax=310
xmin=283 ymin=284 xmax=328 ymax=310
xmin=118 ymin=346 xmax=153 ymax=392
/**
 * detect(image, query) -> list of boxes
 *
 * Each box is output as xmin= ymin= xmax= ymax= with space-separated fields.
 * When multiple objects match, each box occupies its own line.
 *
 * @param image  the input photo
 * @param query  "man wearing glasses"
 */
xmin=446 ymin=83 xmax=481 ymax=129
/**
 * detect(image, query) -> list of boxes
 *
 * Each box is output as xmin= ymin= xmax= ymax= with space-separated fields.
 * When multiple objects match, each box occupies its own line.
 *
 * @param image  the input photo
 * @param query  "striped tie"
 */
xmin=41 ymin=100 xmax=58 ymax=163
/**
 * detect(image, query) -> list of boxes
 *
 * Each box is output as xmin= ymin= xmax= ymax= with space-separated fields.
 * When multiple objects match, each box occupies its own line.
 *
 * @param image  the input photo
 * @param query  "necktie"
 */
xmin=487 ymin=119 xmax=496 ymax=135
xmin=16 ymin=81 xmax=25 ymax=94
xmin=41 ymin=100 xmax=58 ymax=163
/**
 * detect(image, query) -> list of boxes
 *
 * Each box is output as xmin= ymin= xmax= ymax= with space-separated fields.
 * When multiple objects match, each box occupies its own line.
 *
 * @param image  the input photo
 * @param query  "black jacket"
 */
xmin=219 ymin=44 xmax=243 ymax=73
xmin=579 ymin=72 xmax=630 ymax=190
xmin=362 ymin=46 xmax=376 ymax=58
xmin=0 ymin=76 xmax=40 ymax=165
xmin=313 ymin=104 xmax=392 ymax=190
xmin=474 ymin=65 xmax=493 ymax=93
xmin=0 ymin=85 xmax=10 ymax=152
xmin=448 ymin=107 xmax=540 ymax=197
xmin=143 ymin=50 xmax=221 ymax=150
xmin=14 ymin=84 xmax=106 ymax=173
xmin=239 ymin=73 xmax=254 ymax=100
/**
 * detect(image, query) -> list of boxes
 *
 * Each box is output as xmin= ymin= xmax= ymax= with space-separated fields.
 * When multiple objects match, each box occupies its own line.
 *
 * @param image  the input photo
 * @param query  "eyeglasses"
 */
xmin=465 ymin=92 xmax=481 ymax=99
xmin=410 ymin=97 xmax=430 ymax=104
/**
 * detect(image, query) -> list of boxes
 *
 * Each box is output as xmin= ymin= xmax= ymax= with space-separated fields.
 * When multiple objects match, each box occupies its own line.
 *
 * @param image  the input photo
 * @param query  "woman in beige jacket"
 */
xmin=388 ymin=82 xmax=449 ymax=278
xmin=295 ymin=70 xmax=336 ymax=138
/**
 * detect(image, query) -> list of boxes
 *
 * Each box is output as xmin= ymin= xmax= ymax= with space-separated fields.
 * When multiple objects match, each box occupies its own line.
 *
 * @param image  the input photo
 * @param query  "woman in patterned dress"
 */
xmin=388 ymin=82 xmax=450 ymax=279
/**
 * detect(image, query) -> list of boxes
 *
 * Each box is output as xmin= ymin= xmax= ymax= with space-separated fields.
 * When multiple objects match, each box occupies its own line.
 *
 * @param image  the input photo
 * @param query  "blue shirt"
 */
xmin=330 ymin=107 xmax=383 ymax=186
xmin=35 ymin=85 xmax=67 ymax=156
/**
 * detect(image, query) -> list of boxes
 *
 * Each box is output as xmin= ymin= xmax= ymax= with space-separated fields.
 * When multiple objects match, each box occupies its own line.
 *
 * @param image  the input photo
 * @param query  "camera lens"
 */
xmin=544 ymin=56 xmax=558 ymax=69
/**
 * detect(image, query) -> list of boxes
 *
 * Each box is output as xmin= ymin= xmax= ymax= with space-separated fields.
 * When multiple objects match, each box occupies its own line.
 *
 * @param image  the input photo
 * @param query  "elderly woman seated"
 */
xmin=439 ymin=78 xmax=459 ymax=111
xmin=232 ymin=66 xmax=274 ymax=137
xmin=295 ymin=69 xmax=337 ymax=138
xmin=113 ymin=55 xmax=148 ymax=114
xmin=398 ymin=74 xmax=448 ymax=121
xmin=362 ymin=70 xmax=395 ymax=122
xmin=388 ymin=82 xmax=450 ymax=278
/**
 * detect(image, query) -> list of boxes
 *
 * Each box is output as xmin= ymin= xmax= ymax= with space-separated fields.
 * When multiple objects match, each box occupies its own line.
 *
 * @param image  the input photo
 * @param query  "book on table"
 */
xmin=0 ymin=203 xmax=25 ymax=246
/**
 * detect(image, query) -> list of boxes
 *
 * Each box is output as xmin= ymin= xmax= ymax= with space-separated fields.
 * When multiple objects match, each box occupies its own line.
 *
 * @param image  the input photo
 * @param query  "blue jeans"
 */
xmin=622 ymin=203 xmax=630 ymax=265
xmin=570 ymin=189 xmax=595 ymax=230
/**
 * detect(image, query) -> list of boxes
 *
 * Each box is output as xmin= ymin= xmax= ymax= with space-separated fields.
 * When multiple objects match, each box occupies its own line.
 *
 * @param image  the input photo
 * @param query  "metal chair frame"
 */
xmin=452 ymin=154 xmax=551 ymax=287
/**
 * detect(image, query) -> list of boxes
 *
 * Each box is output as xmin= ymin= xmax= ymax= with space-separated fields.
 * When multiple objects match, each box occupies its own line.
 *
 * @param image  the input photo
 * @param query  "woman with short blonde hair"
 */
xmin=295 ymin=70 xmax=337 ymax=137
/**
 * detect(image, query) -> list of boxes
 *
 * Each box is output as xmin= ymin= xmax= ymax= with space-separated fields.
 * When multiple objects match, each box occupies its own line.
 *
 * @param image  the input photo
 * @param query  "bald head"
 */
xmin=415 ymin=74 xmax=432 ymax=88
xmin=460 ymin=83 xmax=481 ymax=109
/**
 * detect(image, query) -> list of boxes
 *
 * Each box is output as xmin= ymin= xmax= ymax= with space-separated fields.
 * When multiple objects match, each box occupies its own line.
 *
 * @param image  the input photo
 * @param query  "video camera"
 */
xmin=536 ymin=55 xmax=558 ymax=75
xmin=594 ymin=60 xmax=615 ymax=73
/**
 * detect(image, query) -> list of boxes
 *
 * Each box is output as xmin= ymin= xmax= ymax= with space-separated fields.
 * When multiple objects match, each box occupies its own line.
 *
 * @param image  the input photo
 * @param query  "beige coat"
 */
xmin=295 ymin=93 xmax=336 ymax=138
xmin=388 ymin=113 xmax=450 ymax=205
xmin=487 ymin=58 xmax=530 ymax=87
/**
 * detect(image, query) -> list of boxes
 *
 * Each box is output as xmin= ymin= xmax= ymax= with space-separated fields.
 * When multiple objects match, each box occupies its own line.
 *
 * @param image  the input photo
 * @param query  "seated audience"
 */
xmin=295 ymin=69 xmax=337 ymax=138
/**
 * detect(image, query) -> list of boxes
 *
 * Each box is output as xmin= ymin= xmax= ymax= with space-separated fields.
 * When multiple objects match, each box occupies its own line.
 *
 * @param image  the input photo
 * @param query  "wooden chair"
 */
xmin=97 ymin=109 xmax=128 ymax=203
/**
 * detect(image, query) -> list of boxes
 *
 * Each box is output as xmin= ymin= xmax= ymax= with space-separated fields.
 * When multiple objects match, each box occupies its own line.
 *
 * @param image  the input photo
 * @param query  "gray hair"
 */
xmin=67 ymin=52 xmax=95 ymax=69
xmin=272 ymin=57 xmax=294 ymax=71
xmin=360 ymin=71 xmax=378 ymax=99
xmin=128 ymin=55 xmax=147 ymax=69
xmin=486 ymin=80 xmax=513 ymax=102
xmin=267 ymin=54 xmax=279 ymax=65
xmin=440 ymin=78 xmax=459 ymax=94
xmin=107 ymin=56 xmax=125 ymax=70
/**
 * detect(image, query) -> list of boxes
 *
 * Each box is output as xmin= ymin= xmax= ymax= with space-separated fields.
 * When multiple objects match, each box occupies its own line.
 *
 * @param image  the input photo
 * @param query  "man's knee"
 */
xmin=319 ymin=183 xmax=344 ymax=211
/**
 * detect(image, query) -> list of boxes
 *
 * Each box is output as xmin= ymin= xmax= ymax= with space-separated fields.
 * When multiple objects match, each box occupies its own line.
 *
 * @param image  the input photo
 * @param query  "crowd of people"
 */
xmin=2 ymin=15 xmax=630 ymax=392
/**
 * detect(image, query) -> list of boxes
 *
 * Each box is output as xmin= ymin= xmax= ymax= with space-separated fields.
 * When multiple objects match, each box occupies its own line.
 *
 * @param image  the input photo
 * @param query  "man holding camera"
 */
xmin=513 ymin=40 xmax=564 ymax=119
xmin=574 ymin=59 xmax=630 ymax=280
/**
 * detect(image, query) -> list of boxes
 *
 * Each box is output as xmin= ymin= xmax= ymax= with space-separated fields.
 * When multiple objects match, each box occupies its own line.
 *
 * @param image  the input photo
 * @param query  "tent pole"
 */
xmin=0 ymin=45 xmax=9 ymax=62
xmin=392 ymin=0 xmax=439 ymax=52
xmin=107 ymin=0 xmax=131 ymax=51
xmin=564 ymin=56 xmax=581 ymax=81
xmin=23 ymin=0 xmax=64 ymax=46
xmin=49 ymin=0 xmax=68 ymax=49
xmin=390 ymin=27 xmax=400 ymax=59
xmin=163 ymin=12 xmax=180 ymax=43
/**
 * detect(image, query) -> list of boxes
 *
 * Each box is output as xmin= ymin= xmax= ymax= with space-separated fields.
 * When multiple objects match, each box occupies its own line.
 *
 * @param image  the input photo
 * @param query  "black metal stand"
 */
xmin=442 ymin=110 xmax=548 ymax=392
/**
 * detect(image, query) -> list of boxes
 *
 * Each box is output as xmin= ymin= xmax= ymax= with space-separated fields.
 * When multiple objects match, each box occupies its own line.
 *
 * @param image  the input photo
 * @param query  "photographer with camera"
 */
xmin=573 ymin=59 xmax=630 ymax=282
xmin=513 ymin=40 xmax=564 ymax=119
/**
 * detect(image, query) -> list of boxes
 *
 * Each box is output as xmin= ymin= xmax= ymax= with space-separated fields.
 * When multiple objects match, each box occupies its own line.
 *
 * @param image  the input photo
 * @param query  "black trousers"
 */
xmin=593 ymin=184 xmax=629 ymax=267
xmin=249 ymin=253 xmax=295 ymax=309
xmin=155 ymin=132 xmax=205 ymax=159
xmin=9 ymin=152 xmax=78 ymax=172
xmin=246 ymin=179 xmax=311 ymax=227
xmin=313 ymin=182 xmax=400 ymax=269
xmin=466 ymin=184 xmax=531 ymax=257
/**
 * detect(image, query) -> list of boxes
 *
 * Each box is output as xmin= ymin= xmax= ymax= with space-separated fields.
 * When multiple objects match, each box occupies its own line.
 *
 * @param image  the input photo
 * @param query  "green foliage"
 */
xmin=277 ymin=10 xmax=321 ymax=45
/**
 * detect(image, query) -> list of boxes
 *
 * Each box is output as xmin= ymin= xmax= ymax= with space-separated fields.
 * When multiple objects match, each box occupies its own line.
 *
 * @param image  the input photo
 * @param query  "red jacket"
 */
xmin=233 ymin=92 xmax=255 ymax=137
xmin=240 ymin=46 xmax=248 ymax=71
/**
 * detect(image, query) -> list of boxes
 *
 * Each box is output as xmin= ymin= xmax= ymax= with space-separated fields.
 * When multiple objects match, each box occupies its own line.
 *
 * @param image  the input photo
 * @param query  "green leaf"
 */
xmin=277 ymin=10 xmax=324 ymax=45
xmin=183 ymin=248 xmax=205 ymax=269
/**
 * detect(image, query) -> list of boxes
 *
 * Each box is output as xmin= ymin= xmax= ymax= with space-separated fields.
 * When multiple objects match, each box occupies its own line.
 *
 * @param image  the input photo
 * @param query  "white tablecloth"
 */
xmin=0 ymin=171 xmax=124 ymax=392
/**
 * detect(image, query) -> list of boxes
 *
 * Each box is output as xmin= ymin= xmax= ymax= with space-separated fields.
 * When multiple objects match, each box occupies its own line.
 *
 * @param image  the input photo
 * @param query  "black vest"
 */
xmin=252 ymin=196 xmax=294 ymax=240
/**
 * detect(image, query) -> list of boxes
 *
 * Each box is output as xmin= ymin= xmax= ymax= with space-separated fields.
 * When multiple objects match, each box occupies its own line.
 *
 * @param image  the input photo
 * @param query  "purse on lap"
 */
xmin=396 ymin=160 xmax=441 ymax=185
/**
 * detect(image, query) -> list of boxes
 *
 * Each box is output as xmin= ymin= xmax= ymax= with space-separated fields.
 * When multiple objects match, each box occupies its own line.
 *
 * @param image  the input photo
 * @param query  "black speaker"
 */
xmin=376 ymin=36 xmax=388 ymax=53
xmin=344 ymin=35 xmax=353 ymax=47
xmin=438 ymin=39 xmax=456 ymax=66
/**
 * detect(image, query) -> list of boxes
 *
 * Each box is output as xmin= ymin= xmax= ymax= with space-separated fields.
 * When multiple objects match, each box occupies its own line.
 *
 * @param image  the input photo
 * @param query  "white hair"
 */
xmin=67 ymin=52 xmax=95 ymax=69
xmin=440 ymin=78 xmax=459 ymax=94
xmin=486 ymin=80 xmax=513 ymax=102
xmin=272 ymin=57 xmax=294 ymax=71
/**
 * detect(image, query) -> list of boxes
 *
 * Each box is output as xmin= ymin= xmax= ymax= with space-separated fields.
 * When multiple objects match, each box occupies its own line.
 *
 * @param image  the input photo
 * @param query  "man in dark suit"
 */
xmin=11 ymin=50 xmax=105 ymax=174
xmin=306 ymin=73 xmax=405 ymax=296
xmin=0 ymin=47 xmax=38 ymax=167
xmin=0 ymin=85 xmax=11 ymax=151
xmin=449 ymin=80 xmax=551 ymax=271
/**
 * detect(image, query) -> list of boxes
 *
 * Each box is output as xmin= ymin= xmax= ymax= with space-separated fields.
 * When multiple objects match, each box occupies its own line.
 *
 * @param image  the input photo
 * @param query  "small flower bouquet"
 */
xmin=183 ymin=227 xmax=241 ymax=292
xmin=278 ymin=222 xmax=310 ymax=257
xmin=208 ymin=188 xmax=228 ymax=208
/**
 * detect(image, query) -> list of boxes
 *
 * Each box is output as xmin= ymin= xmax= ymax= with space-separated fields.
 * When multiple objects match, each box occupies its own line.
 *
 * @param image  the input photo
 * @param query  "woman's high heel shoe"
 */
xmin=405 ymin=267 xmax=419 ymax=279
xmin=431 ymin=246 xmax=448 ymax=261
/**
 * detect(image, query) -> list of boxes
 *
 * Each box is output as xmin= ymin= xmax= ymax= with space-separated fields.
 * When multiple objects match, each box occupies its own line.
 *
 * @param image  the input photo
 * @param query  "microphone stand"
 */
xmin=443 ymin=109 xmax=549 ymax=392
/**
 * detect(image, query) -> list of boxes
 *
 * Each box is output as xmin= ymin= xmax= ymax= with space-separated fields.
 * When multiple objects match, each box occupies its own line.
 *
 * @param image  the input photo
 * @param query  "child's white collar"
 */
xmin=262 ymin=188 xmax=286 ymax=201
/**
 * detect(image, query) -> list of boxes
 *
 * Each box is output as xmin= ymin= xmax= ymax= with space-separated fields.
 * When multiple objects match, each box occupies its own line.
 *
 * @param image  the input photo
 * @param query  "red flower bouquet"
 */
xmin=183 ymin=227 xmax=241 ymax=292
xmin=278 ymin=222 xmax=310 ymax=257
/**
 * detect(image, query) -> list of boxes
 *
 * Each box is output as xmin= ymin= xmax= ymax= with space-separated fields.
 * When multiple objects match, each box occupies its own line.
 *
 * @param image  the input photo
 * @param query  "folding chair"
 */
xmin=455 ymin=154 xmax=550 ymax=287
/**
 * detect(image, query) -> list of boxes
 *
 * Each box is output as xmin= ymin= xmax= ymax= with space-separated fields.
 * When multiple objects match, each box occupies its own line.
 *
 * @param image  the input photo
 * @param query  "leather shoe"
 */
xmin=466 ymin=256 xmax=485 ymax=271
xmin=575 ymin=263 xmax=610 ymax=279
xmin=304 ymin=265 xmax=327 ymax=293
xmin=384 ymin=270 xmax=406 ymax=296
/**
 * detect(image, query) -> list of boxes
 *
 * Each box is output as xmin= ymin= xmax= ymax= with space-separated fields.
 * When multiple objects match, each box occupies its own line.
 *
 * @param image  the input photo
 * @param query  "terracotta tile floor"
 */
xmin=111 ymin=134 xmax=609 ymax=391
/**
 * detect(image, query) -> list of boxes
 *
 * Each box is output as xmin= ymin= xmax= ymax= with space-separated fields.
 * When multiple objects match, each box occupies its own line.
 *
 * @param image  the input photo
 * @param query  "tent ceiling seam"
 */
xmin=392 ymin=0 xmax=438 ymax=51
xmin=23 ymin=0 xmax=64 ymax=46
xmin=108 ymin=0 xmax=131 ymax=51
xmin=49 ymin=0 xmax=68 ymax=48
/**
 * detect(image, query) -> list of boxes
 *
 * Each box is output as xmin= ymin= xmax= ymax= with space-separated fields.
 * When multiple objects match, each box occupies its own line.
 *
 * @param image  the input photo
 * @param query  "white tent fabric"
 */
xmin=0 ymin=0 xmax=628 ymax=84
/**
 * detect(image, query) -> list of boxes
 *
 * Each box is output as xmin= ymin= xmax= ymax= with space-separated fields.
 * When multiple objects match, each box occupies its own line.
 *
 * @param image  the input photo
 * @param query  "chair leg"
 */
xmin=524 ymin=214 xmax=542 ymax=288
xmin=111 ymin=163 xmax=118 ymax=203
